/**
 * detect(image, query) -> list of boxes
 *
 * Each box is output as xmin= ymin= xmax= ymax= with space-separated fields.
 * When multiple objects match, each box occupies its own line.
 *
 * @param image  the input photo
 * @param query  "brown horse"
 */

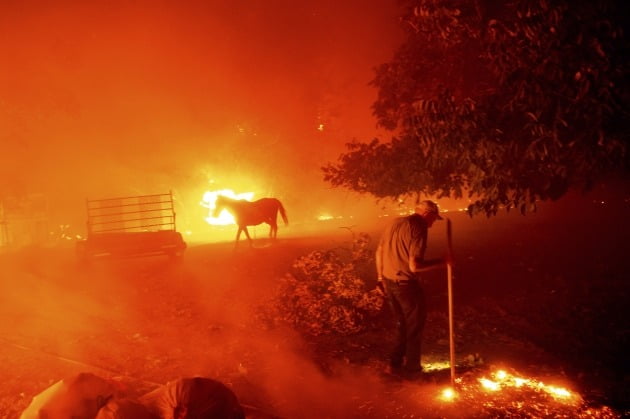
xmin=213 ymin=195 xmax=288 ymax=246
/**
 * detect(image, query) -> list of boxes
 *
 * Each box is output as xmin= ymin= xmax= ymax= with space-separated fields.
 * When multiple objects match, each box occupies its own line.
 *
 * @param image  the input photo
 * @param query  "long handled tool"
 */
xmin=446 ymin=218 xmax=456 ymax=387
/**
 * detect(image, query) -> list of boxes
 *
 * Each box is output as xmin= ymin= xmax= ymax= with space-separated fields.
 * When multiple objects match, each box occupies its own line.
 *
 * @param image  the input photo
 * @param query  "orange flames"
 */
xmin=429 ymin=367 xmax=621 ymax=418
xmin=476 ymin=369 xmax=576 ymax=401
xmin=437 ymin=368 xmax=578 ymax=404
xmin=432 ymin=366 xmax=601 ymax=416
xmin=201 ymin=189 xmax=254 ymax=225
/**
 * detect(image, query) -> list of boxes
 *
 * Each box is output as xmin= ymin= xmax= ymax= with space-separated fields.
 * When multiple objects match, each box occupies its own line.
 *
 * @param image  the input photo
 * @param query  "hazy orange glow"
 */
xmin=1 ymin=1 xmax=626 ymax=417
xmin=0 ymin=1 xmax=401 ymax=228
xmin=201 ymin=189 xmax=254 ymax=225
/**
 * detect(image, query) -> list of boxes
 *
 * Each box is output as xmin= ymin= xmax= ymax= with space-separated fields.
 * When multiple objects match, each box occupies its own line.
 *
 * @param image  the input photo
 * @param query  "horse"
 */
xmin=213 ymin=195 xmax=288 ymax=246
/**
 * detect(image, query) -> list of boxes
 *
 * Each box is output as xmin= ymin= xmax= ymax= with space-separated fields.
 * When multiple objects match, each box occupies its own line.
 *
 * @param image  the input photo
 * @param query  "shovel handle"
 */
xmin=446 ymin=219 xmax=455 ymax=387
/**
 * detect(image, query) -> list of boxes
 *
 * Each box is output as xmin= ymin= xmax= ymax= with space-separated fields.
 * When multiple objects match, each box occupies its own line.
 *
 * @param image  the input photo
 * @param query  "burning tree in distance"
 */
xmin=323 ymin=0 xmax=629 ymax=216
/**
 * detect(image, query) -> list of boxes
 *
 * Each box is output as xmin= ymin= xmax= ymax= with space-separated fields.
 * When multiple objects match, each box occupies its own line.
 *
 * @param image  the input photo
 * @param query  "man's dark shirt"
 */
xmin=379 ymin=214 xmax=427 ymax=281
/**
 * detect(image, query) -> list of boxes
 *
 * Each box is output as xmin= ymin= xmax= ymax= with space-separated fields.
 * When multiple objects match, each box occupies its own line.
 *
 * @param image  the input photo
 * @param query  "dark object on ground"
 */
xmin=76 ymin=230 xmax=187 ymax=261
xmin=96 ymin=398 xmax=158 ymax=419
xmin=20 ymin=372 xmax=120 ymax=419
xmin=140 ymin=377 xmax=246 ymax=419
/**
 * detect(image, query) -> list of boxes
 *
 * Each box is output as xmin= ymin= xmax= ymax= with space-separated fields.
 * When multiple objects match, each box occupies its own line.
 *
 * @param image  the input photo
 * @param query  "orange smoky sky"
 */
xmin=1 ymin=0 xmax=402 ymax=225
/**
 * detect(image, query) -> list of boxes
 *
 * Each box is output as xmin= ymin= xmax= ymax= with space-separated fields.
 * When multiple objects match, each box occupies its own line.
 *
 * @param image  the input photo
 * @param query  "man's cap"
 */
xmin=415 ymin=200 xmax=444 ymax=220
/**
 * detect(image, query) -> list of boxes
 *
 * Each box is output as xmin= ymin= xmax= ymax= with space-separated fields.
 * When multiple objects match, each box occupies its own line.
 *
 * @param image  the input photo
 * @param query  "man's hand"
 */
xmin=414 ymin=257 xmax=447 ymax=273
xmin=445 ymin=253 xmax=455 ymax=267
xmin=375 ymin=280 xmax=385 ymax=296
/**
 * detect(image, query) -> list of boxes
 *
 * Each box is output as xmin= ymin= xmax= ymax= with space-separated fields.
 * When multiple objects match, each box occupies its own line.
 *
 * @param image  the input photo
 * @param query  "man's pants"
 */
xmin=383 ymin=278 xmax=427 ymax=371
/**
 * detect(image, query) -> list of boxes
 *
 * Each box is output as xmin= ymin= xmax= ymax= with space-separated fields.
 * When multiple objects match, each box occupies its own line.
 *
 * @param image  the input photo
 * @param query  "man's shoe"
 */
xmin=401 ymin=369 xmax=424 ymax=381
xmin=403 ymin=363 xmax=423 ymax=373
xmin=389 ymin=358 xmax=403 ymax=369
xmin=387 ymin=364 xmax=403 ymax=376
xmin=400 ymin=365 xmax=431 ymax=381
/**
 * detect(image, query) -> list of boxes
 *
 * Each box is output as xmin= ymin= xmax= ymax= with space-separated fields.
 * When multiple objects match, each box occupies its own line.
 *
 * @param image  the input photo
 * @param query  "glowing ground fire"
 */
xmin=430 ymin=367 xmax=617 ymax=417
xmin=437 ymin=369 xmax=577 ymax=404
xmin=478 ymin=369 xmax=575 ymax=401
xmin=201 ymin=189 xmax=254 ymax=225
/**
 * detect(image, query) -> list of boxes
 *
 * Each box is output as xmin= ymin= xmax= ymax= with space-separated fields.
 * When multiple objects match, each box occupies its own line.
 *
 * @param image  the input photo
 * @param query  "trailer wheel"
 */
xmin=168 ymin=250 xmax=184 ymax=264
xmin=75 ymin=242 xmax=91 ymax=267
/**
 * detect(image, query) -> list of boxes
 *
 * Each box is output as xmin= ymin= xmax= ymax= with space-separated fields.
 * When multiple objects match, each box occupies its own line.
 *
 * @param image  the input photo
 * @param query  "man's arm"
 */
xmin=410 ymin=256 xmax=445 ymax=273
xmin=375 ymin=244 xmax=383 ymax=280
xmin=375 ymin=244 xmax=386 ymax=294
xmin=409 ymin=225 xmax=445 ymax=273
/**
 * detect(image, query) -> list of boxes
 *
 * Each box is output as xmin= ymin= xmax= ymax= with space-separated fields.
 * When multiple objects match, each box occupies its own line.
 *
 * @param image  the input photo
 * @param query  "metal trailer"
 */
xmin=75 ymin=191 xmax=186 ymax=262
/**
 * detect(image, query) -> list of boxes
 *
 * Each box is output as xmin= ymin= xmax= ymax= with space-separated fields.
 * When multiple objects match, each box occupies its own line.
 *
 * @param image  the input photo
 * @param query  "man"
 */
xmin=375 ymin=200 xmax=447 ymax=378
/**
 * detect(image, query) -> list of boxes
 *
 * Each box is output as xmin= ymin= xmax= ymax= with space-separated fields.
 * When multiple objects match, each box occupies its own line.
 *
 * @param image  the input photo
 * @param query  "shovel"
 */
xmin=446 ymin=218 xmax=456 ymax=387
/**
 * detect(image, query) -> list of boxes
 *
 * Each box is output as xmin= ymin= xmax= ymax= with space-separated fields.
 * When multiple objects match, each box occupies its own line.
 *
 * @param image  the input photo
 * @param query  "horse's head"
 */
xmin=212 ymin=195 xmax=228 ymax=218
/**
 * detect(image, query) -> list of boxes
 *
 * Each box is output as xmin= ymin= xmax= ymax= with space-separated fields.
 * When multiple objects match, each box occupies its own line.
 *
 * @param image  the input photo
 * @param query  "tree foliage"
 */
xmin=323 ymin=0 xmax=629 ymax=216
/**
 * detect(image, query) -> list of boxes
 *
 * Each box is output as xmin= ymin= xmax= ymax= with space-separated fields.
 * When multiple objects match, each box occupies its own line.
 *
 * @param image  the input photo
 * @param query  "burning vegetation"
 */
xmin=438 ymin=368 xmax=620 ymax=418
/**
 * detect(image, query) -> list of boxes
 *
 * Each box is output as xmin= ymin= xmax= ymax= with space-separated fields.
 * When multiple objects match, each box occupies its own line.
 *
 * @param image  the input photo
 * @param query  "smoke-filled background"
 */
xmin=3 ymin=2 xmax=629 ymax=417
xmin=1 ymin=0 xmax=403 ymax=238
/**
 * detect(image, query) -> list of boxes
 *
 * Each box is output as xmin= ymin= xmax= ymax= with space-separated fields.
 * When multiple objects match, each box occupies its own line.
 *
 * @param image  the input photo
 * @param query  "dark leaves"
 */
xmin=324 ymin=0 xmax=629 ymax=216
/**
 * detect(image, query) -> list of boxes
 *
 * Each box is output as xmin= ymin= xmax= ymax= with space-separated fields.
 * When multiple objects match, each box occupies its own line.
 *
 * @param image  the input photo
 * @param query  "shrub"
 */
xmin=268 ymin=232 xmax=384 ymax=336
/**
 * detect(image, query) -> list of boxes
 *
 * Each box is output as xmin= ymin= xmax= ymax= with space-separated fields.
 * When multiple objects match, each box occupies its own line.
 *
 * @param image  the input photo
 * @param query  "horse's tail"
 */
xmin=277 ymin=200 xmax=288 ymax=226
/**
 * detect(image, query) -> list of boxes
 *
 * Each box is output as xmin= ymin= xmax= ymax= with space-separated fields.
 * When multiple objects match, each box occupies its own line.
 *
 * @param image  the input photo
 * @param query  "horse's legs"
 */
xmin=271 ymin=209 xmax=278 ymax=239
xmin=242 ymin=226 xmax=253 ymax=247
xmin=269 ymin=221 xmax=278 ymax=239
xmin=235 ymin=228 xmax=243 ymax=248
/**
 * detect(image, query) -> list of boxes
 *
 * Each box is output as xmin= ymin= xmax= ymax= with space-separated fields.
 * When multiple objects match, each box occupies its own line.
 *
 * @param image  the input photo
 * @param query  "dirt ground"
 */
xmin=0 ymin=188 xmax=628 ymax=418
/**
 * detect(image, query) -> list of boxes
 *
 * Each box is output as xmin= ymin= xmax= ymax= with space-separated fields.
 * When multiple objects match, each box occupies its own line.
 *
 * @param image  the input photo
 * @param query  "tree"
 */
xmin=323 ymin=0 xmax=629 ymax=216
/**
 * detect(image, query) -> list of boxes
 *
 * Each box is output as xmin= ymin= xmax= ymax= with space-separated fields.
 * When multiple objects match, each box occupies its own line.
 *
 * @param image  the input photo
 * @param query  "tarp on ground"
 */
xmin=20 ymin=372 xmax=120 ymax=419
xmin=96 ymin=398 xmax=158 ymax=419
xmin=140 ymin=377 xmax=246 ymax=419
